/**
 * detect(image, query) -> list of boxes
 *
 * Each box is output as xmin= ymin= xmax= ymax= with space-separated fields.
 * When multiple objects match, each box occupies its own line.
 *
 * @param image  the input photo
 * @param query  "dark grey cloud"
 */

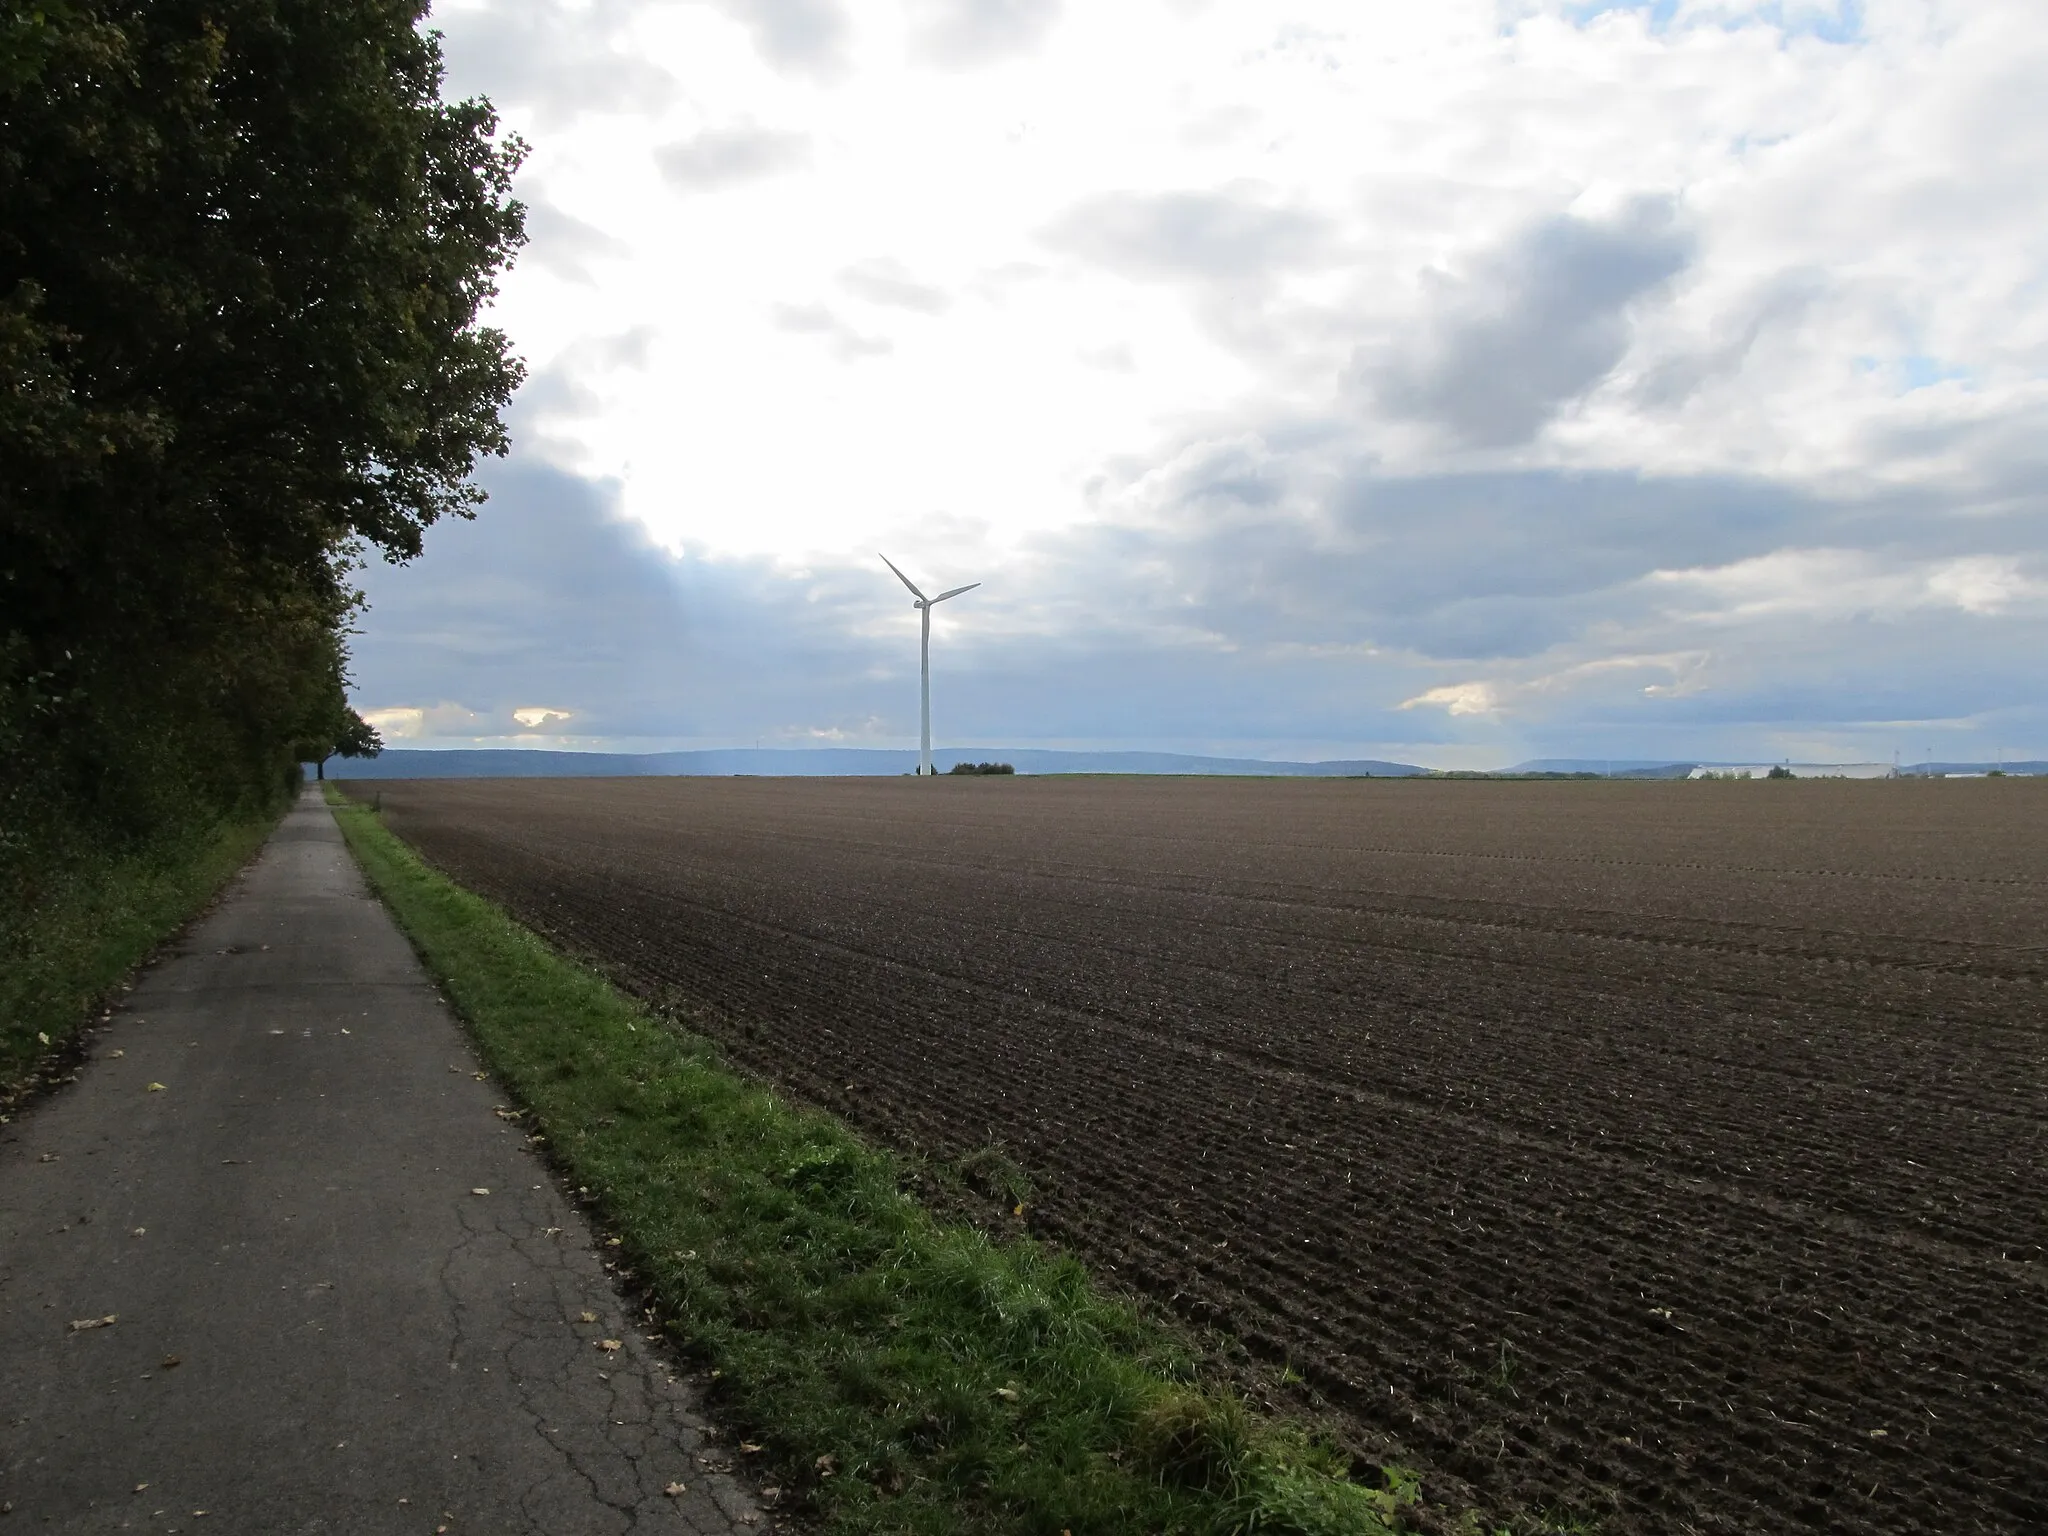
xmin=710 ymin=0 xmax=851 ymax=76
xmin=348 ymin=440 xmax=2048 ymax=768
xmin=1068 ymin=451 xmax=1821 ymax=661
xmin=1049 ymin=185 xmax=1331 ymax=285
xmin=352 ymin=463 xmax=897 ymax=742
xmin=838 ymin=259 xmax=951 ymax=313
xmin=906 ymin=0 xmax=1063 ymax=67
xmin=1361 ymin=197 xmax=1695 ymax=446
xmin=432 ymin=1 xmax=679 ymax=126
xmin=520 ymin=201 xmax=630 ymax=286
xmin=655 ymin=125 xmax=810 ymax=192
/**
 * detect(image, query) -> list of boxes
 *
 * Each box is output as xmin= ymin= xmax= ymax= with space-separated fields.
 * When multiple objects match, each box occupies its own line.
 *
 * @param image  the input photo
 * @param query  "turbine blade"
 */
xmin=878 ymin=553 xmax=926 ymax=600
xmin=929 ymin=582 xmax=981 ymax=603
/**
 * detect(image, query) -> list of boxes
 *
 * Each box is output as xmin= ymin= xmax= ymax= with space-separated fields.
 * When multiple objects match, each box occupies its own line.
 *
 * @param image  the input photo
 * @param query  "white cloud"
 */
xmin=512 ymin=707 xmax=576 ymax=728
xmin=1401 ymin=682 xmax=1501 ymax=718
xmin=654 ymin=124 xmax=811 ymax=191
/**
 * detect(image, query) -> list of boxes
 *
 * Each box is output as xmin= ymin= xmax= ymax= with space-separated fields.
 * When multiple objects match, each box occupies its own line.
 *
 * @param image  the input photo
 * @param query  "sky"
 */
xmin=350 ymin=0 xmax=2048 ymax=768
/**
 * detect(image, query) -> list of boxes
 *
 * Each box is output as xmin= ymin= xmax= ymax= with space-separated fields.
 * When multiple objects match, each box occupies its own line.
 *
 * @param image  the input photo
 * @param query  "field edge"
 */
xmin=1 ymin=800 xmax=284 ymax=1111
xmin=326 ymin=786 xmax=1434 ymax=1536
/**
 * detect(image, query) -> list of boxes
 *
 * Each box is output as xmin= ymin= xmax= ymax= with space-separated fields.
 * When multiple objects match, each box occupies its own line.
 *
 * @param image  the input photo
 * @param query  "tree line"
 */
xmin=1 ymin=0 xmax=524 ymax=884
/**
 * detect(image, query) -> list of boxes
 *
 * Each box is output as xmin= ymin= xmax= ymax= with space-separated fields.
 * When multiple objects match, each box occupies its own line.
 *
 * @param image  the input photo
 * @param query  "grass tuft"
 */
xmin=329 ymin=789 xmax=1404 ymax=1536
xmin=1 ymin=806 xmax=281 ymax=1104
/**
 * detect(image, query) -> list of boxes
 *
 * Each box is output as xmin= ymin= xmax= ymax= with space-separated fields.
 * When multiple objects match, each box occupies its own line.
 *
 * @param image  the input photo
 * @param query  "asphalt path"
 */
xmin=0 ymin=789 xmax=767 ymax=1534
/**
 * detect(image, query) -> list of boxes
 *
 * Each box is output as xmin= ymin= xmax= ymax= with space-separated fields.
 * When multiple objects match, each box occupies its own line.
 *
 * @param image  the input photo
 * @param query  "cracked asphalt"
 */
xmin=0 ymin=789 xmax=771 ymax=1534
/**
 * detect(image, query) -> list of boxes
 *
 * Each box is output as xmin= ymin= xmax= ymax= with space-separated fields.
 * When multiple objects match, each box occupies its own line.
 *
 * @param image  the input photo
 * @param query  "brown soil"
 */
xmin=352 ymin=775 xmax=2048 ymax=1535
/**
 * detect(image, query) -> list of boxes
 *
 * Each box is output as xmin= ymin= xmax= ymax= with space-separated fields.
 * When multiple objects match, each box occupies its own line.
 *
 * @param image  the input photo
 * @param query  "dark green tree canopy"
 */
xmin=1 ymin=0 xmax=524 ymax=848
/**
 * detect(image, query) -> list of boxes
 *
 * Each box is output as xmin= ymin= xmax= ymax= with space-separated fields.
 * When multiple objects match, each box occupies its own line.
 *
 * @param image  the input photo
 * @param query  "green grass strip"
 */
xmin=2 ymin=805 xmax=283 ymax=1104
xmin=329 ymin=789 xmax=1412 ymax=1536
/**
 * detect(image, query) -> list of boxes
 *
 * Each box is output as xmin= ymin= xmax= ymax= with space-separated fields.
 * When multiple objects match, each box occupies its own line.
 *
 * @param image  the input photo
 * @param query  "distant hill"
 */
xmin=325 ymin=747 xmax=1435 ymax=780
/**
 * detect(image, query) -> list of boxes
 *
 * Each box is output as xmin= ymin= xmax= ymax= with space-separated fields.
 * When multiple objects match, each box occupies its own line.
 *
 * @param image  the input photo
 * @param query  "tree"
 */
xmin=293 ymin=682 xmax=384 ymax=782
xmin=0 ymin=0 xmax=525 ymax=853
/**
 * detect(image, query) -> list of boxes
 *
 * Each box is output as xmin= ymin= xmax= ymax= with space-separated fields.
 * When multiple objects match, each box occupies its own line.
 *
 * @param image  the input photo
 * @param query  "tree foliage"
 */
xmin=0 ymin=0 xmax=524 ymax=866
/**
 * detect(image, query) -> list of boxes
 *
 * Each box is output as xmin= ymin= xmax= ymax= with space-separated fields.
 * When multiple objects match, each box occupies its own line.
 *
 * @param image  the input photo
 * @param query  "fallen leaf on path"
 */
xmin=132 ymin=1227 xmax=145 ymax=1237
xmin=110 ymin=1049 xmax=124 ymax=1058
xmin=579 ymin=1311 xmax=598 ymax=1323
xmin=473 ymin=1072 xmax=487 ymax=1081
xmin=606 ymin=1237 xmax=621 ymax=1247
xmin=69 ymin=1315 xmax=118 ymax=1332
xmin=146 ymin=1082 xmax=166 ymax=1093
xmin=133 ymin=1483 xmax=148 ymax=1493
xmin=161 ymin=1355 xmax=181 ymax=1369
xmin=740 ymin=1441 xmax=764 ymax=1455
xmin=814 ymin=1454 xmax=838 ymax=1476
xmin=470 ymin=1188 xmax=489 ymax=1197
xmin=37 ymin=1153 xmax=57 ymax=1163
xmin=37 ymin=1032 xmax=49 ymax=1045
xmin=663 ymin=1482 xmax=687 ymax=1497
xmin=596 ymin=1339 xmax=621 ymax=1353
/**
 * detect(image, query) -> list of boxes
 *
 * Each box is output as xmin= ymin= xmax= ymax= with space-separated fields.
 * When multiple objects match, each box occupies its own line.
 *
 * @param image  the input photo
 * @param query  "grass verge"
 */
xmin=328 ymin=787 xmax=1416 ymax=1536
xmin=1 ymin=804 xmax=283 ymax=1108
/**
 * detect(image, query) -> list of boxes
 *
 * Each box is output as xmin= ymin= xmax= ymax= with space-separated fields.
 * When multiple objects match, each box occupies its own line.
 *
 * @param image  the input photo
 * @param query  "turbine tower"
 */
xmin=880 ymin=554 xmax=979 ymax=776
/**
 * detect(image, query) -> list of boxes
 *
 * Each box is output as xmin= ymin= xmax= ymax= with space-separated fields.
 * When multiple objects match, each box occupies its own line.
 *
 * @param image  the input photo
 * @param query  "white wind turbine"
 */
xmin=880 ymin=554 xmax=980 ymax=776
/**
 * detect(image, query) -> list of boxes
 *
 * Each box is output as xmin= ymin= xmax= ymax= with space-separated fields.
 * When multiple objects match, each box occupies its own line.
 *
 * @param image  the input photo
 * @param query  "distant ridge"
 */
xmin=327 ymin=747 xmax=1433 ymax=779
xmin=323 ymin=748 xmax=2046 ymax=781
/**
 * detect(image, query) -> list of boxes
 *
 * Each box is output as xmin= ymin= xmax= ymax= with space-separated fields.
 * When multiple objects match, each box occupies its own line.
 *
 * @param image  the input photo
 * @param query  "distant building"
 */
xmin=1688 ymin=763 xmax=1897 ymax=780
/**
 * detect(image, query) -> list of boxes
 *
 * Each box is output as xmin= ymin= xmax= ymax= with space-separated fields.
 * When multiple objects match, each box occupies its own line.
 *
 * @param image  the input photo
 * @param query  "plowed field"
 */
xmin=351 ymin=776 xmax=2047 ymax=1535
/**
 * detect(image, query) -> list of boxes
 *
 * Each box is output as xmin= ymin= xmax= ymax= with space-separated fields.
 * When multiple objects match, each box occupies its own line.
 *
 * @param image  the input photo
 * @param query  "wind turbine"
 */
xmin=880 ymin=554 xmax=979 ymax=776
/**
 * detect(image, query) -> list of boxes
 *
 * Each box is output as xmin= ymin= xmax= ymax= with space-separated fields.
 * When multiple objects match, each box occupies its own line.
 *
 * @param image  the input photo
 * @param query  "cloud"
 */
xmin=1648 ymin=548 xmax=2048 ymax=624
xmin=1048 ymin=185 xmax=1332 ymax=286
xmin=708 ymin=0 xmax=851 ymax=76
xmin=351 ymin=462 xmax=935 ymax=746
xmin=431 ymin=0 xmax=678 ymax=126
xmin=655 ymin=125 xmax=810 ymax=192
xmin=838 ymin=259 xmax=951 ymax=313
xmin=1360 ymin=197 xmax=1696 ymax=447
xmin=1401 ymin=682 xmax=1500 ymax=718
xmin=512 ymin=707 xmax=575 ymax=728
xmin=773 ymin=302 xmax=894 ymax=360
xmin=519 ymin=201 xmax=631 ymax=286
xmin=504 ymin=331 xmax=659 ymax=465
xmin=349 ymin=452 xmax=2048 ymax=767
xmin=906 ymin=0 xmax=1063 ymax=67
xmin=383 ymin=1 xmax=2048 ymax=767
